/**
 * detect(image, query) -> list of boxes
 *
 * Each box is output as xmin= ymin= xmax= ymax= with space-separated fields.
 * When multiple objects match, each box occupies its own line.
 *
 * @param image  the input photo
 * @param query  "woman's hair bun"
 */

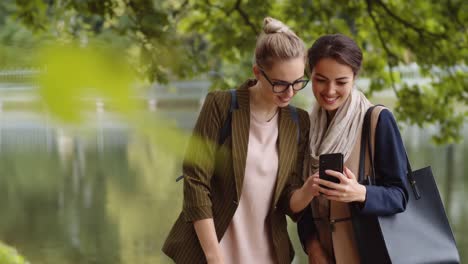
xmin=255 ymin=16 xmax=304 ymax=69
xmin=263 ymin=17 xmax=291 ymax=34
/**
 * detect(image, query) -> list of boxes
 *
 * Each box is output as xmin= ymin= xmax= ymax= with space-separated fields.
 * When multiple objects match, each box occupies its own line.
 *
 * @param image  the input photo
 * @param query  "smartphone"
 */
xmin=319 ymin=153 xmax=344 ymax=186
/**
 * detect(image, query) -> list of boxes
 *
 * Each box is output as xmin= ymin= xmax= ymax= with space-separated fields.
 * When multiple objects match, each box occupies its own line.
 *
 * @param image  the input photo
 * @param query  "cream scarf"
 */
xmin=309 ymin=89 xmax=372 ymax=173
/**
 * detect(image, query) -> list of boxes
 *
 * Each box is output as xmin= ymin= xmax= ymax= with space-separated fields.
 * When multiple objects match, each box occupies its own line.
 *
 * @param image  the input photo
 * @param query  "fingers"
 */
xmin=304 ymin=175 xmax=321 ymax=197
xmin=324 ymin=169 xmax=348 ymax=182
xmin=344 ymin=167 xmax=356 ymax=179
xmin=311 ymin=168 xmax=363 ymax=203
xmin=321 ymin=188 xmax=351 ymax=202
xmin=313 ymin=174 xmax=350 ymax=202
xmin=313 ymin=177 xmax=341 ymax=190
xmin=306 ymin=173 xmax=320 ymax=187
xmin=317 ymin=185 xmax=343 ymax=196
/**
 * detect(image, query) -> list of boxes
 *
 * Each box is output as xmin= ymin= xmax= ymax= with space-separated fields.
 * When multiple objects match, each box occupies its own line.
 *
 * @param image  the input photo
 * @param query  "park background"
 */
xmin=0 ymin=1 xmax=467 ymax=263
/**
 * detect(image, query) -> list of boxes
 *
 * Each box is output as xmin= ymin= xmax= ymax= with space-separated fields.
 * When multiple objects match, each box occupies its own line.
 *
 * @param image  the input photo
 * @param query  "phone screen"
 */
xmin=319 ymin=153 xmax=344 ymax=185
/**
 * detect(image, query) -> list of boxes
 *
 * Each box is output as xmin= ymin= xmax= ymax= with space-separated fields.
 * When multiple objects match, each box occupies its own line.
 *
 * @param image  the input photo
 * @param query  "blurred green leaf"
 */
xmin=0 ymin=242 xmax=29 ymax=264
xmin=36 ymin=42 xmax=138 ymax=122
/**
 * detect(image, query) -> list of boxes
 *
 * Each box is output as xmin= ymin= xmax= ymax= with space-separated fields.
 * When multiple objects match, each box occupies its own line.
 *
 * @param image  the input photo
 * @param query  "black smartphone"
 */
xmin=319 ymin=153 xmax=344 ymax=186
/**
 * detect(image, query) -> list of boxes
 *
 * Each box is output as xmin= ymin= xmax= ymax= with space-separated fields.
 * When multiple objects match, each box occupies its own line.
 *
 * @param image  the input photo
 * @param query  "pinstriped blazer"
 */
xmin=162 ymin=79 xmax=310 ymax=263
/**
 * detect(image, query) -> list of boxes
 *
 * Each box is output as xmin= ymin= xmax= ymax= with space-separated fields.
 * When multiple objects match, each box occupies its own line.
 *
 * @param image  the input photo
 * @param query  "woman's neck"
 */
xmin=250 ymin=83 xmax=278 ymax=122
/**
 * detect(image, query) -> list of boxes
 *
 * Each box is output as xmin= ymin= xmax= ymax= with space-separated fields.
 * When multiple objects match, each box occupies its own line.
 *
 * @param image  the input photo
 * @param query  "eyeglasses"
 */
xmin=260 ymin=69 xmax=309 ymax=93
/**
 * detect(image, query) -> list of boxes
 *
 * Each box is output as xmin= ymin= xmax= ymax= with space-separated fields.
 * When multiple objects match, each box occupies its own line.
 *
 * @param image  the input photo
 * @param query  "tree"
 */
xmin=3 ymin=0 xmax=468 ymax=143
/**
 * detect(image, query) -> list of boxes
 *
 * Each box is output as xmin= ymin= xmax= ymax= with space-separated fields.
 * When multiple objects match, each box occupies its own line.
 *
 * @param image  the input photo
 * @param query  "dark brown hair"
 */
xmin=307 ymin=34 xmax=363 ymax=76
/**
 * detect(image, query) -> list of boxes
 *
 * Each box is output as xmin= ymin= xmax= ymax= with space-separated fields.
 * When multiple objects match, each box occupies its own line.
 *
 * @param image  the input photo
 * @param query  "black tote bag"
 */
xmin=358 ymin=106 xmax=460 ymax=264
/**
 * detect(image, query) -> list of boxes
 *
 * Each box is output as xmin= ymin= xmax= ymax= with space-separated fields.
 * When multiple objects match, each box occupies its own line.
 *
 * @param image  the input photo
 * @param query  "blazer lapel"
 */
xmin=273 ymin=106 xmax=298 ymax=206
xmin=231 ymin=83 xmax=251 ymax=201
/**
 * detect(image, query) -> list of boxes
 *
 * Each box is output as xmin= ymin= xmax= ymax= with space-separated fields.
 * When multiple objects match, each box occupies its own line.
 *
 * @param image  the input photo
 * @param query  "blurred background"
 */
xmin=0 ymin=0 xmax=467 ymax=263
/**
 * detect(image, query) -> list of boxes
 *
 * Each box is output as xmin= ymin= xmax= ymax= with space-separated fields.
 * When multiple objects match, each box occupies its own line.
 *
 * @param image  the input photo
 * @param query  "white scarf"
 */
xmin=309 ymin=89 xmax=372 ymax=173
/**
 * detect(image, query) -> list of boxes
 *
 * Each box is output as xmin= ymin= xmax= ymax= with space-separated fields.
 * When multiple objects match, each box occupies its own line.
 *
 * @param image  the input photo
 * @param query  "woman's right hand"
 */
xmin=306 ymin=238 xmax=332 ymax=264
xmin=290 ymin=172 xmax=321 ymax=213
xmin=303 ymin=172 xmax=321 ymax=198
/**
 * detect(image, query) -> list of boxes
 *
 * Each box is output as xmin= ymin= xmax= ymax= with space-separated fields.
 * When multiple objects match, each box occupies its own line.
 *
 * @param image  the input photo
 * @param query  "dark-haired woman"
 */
xmin=298 ymin=34 xmax=409 ymax=264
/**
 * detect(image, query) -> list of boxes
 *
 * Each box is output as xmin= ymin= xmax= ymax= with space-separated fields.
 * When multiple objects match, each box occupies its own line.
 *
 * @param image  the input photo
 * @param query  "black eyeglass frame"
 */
xmin=259 ymin=69 xmax=309 ymax=93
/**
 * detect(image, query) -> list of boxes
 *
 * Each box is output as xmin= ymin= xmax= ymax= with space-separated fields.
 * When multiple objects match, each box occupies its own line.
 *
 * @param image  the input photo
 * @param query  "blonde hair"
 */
xmin=255 ymin=17 xmax=305 ymax=70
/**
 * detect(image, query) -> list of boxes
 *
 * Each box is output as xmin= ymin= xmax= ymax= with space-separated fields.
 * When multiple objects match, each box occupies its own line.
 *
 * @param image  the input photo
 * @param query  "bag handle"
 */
xmin=358 ymin=106 xmax=421 ymax=199
xmin=358 ymin=105 xmax=376 ymax=185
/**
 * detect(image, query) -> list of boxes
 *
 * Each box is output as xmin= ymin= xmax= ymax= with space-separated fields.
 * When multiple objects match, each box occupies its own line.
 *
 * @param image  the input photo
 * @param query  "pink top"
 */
xmin=220 ymin=110 xmax=279 ymax=264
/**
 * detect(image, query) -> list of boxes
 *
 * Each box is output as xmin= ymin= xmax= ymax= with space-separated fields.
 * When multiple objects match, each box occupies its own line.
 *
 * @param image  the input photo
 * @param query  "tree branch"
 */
xmin=234 ymin=0 xmax=258 ymax=35
xmin=203 ymin=0 xmax=235 ymax=15
xmin=365 ymin=0 xmax=398 ymax=93
xmin=200 ymin=0 xmax=257 ymax=35
xmin=446 ymin=0 xmax=466 ymax=31
xmin=198 ymin=0 xmax=258 ymax=35
xmin=387 ymin=63 xmax=398 ymax=95
xmin=375 ymin=0 xmax=447 ymax=39
xmin=172 ymin=0 xmax=190 ymax=18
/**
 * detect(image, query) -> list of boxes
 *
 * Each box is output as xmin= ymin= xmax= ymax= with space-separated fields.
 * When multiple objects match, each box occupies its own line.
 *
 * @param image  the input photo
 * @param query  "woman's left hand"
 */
xmin=313 ymin=167 xmax=366 ymax=203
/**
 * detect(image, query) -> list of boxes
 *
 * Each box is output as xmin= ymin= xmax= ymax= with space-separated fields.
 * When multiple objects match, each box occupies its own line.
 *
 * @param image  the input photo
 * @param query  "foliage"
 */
xmin=36 ymin=42 xmax=138 ymax=122
xmin=1 ymin=0 xmax=467 ymax=143
xmin=0 ymin=242 xmax=28 ymax=264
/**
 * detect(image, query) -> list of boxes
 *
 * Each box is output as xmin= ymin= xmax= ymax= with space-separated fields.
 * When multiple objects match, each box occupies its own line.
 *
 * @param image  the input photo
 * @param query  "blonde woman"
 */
xmin=163 ymin=17 xmax=319 ymax=263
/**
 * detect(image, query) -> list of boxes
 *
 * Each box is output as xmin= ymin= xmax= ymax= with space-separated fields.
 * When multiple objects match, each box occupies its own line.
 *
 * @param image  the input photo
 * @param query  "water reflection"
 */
xmin=0 ymin=110 xmax=466 ymax=263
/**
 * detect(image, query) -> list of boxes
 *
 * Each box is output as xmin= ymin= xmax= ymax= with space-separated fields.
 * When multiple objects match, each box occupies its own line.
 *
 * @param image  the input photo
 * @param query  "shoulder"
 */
xmin=376 ymin=108 xmax=398 ymax=130
xmin=201 ymin=90 xmax=232 ymax=114
xmin=374 ymin=108 xmax=405 ymax=146
xmin=205 ymin=90 xmax=231 ymax=105
xmin=295 ymin=107 xmax=309 ymax=118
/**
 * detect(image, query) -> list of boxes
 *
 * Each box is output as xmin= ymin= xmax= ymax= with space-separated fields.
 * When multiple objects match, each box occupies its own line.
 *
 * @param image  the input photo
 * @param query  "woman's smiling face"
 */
xmin=311 ymin=57 xmax=354 ymax=115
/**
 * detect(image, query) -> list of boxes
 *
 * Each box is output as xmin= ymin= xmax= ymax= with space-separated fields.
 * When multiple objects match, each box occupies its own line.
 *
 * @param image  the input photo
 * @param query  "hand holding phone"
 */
xmin=319 ymin=153 xmax=344 ymax=187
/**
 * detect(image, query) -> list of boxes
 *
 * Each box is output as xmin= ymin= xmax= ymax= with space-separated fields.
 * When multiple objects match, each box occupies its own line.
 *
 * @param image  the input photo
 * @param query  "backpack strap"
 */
xmin=288 ymin=104 xmax=303 ymax=182
xmin=218 ymin=89 xmax=238 ymax=145
xmin=288 ymin=104 xmax=300 ymax=143
xmin=176 ymin=89 xmax=237 ymax=182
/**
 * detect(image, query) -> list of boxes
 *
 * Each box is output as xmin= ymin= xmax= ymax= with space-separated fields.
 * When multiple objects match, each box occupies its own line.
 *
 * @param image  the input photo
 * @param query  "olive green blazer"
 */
xmin=162 ymin=80 xmax=310 ymax=263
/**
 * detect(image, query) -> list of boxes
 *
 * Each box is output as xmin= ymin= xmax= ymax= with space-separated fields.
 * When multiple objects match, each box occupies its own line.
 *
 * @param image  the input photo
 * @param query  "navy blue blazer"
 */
xmin=297 ymin=109 xmax=409 ymax=262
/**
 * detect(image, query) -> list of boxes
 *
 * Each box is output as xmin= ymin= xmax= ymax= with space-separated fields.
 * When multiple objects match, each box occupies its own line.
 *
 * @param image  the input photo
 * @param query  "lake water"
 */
xmin=0 ymin=106 xmax=466 ymax=264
